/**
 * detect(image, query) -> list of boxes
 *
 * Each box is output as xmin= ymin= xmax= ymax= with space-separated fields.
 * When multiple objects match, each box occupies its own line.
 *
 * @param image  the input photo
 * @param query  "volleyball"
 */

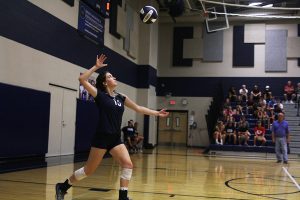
xmin=139 ymin=6 xmax=158 ymax=24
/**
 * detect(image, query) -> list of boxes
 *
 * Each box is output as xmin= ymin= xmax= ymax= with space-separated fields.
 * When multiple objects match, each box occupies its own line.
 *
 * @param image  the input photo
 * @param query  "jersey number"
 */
xmin=113 ymin=99 xmax=122 ymax=107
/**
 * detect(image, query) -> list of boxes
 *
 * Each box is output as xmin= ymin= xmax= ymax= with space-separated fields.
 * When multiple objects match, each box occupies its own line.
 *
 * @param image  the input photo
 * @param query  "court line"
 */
xmin=225 ymin=177 xmax=300 ymax=200
xmin=0 ymin=179 xmax=255 ymax=200
xmin=282 ymin=167 xmax=300 ymax=191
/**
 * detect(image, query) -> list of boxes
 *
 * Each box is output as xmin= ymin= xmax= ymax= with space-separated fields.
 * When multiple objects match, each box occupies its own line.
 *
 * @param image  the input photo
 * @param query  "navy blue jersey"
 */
xmin=94 ymin=91 xmax=126 ymax=135
xmin=122 ymin=126 xmax=136 ymax=138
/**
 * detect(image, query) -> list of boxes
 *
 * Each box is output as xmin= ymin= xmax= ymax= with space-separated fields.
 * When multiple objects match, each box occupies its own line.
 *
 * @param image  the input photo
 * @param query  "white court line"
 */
xmin=282 ymin=167 xmax=300 ymax=191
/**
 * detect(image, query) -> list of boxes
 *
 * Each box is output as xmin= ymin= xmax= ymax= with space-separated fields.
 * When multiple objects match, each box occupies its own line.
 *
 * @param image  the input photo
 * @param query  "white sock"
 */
xmin=120 ymin=187 xmax=128 ymax=191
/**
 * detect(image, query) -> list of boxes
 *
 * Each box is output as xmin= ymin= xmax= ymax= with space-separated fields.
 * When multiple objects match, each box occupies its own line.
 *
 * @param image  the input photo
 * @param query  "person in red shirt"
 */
xmin=253 ymin=121 xmax=266 ymax=146
xmin=284 ymin=81 xmax=296 ymax=103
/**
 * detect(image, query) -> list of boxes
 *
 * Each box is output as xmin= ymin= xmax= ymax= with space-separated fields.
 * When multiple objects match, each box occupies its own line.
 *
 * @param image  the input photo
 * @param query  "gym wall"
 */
xmin=0 ymin=0 xmax=158 ymax=157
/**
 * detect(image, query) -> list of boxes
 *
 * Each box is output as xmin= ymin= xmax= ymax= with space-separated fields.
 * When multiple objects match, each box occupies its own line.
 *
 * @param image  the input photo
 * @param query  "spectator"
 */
xmin=223 ymin=106 xmax=234 ymax=117
xmin=284 ymin=81 xmax=296 ymax=103
xmin=274 ymin=99 xmax=283 ymax=120
xmin=272 ymin=112 xmax=290 ymax=164
xmin=253 ymin=121 xmax=266 ymax=146
xmin=239 ymin=85 xmax=248 ymax=101
xmin=267 ymin=96 xmax=276 ymax=109
xmin=213 ymin=121 xmax=225 ymax=145
xmin=228 ymin=86 xmax=237 ymax=102
xmin=295 ymin=82 xmax=300 ymax=103
xmin=223 ymin=98 xmax=231 ymax=109
xmin=224 ymin=121 xmax=237 ymax=145
xmin=251 ymin=85 xmax=262 ymax=103
xmin=133 ymin=122 xmax=144 ymax=152
xmin=247 ymin=96 xmax=255 ymax=115
xmin=237 ymin=116 xmax=250 ymax=146
xmin=263 ymin=85 xmax=272 ymax=102
xmin=122 ymin=120 xmax=138 ymax=153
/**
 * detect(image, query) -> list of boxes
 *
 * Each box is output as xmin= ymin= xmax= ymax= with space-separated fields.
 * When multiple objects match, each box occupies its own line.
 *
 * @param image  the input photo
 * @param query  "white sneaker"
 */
xmin=290 ymin=101 xmax=294 ymax=104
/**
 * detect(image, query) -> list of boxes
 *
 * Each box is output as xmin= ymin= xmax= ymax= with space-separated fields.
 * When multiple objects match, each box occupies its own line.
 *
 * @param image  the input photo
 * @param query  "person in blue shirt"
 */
xmin=272 ymin=112 xmax=290 ymax=164
xmin=55 ymin=54 xmax=169 ymax=200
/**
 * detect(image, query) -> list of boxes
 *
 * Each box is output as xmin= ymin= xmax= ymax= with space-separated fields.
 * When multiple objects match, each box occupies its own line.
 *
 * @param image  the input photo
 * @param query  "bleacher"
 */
xmin=208 ymin=92 xmax=275 ymax=154
xmin=207 ymin=84 xmax=300 ymax=157
xmin=209 ymin=113 xmax=275 ymax=154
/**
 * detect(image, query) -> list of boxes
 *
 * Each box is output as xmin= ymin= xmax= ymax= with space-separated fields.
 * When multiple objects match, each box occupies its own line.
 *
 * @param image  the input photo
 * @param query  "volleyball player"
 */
xmin=55 ymin=54 xmax=169 ymax=200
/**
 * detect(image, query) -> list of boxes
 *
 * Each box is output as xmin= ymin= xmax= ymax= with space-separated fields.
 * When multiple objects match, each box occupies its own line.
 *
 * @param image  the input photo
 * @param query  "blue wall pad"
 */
xmin=75 ymin=99 xmax=99 ymax=153
xmin=173 ymin=27 xmax=193 ymax=66
xmin=0 ymin=0 xmax=155 ymax=89
xmin=232 ymin=26 xmax=254 ymax=67
xmin=203 ymin=30 xmax=223 ymax=62
xmin=298 ymin=24 xmax=300 ymax=66
xmin=0 ymin=83 xmax=50 ymax=158
xmin=157 ymin=77 xmax=299 ymax=97
xmin=265 ymin=30 xmax=287 ymax=72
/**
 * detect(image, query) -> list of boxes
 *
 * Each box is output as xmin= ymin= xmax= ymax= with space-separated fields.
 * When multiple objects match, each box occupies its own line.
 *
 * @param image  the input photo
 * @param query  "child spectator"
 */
xmin=214 ymin=121 xmax=225 ymax=145
xmin=224 ymin=121 xmax=237 ymax=145
xmin=253 ymin=121 xmax=266 ymax=146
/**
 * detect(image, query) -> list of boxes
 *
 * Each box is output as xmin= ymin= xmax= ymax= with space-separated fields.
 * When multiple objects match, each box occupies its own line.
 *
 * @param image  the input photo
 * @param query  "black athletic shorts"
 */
xmin=91 ymin=132 xmax=122 ymax=151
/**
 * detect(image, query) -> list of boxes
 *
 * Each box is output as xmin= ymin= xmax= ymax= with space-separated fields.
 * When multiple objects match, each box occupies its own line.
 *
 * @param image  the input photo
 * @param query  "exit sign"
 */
xmin=169 ymin=100 xmax=176 ymax=105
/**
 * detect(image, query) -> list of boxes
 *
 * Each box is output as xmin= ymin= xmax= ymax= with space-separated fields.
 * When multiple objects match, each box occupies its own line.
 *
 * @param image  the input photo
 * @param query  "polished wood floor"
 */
xmin=0 ymin=146 xmax=300 ymax=200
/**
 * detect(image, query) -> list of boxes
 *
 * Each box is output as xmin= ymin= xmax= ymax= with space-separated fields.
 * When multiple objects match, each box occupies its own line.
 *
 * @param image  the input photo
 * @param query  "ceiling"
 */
xmin=157 ymin=0 xmax=300 ymax=23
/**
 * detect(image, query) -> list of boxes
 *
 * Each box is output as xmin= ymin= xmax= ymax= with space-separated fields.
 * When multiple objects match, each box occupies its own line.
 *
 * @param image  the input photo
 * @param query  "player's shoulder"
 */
xmin=115 ymin=92 xmax=127 ymax=101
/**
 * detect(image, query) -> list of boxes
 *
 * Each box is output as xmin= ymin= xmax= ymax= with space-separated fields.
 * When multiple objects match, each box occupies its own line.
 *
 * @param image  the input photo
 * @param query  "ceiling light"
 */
xmin=249 ymin=2 xmax=262 ymax=6
xmin=262 ymin=4 xmax=273 ymax=7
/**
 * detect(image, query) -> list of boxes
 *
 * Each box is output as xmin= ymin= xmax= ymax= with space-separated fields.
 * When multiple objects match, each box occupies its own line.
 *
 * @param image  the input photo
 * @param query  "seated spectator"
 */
xmin=247 ymin=96 xmax=255 ymax=115
xmin=253 ymin=121 xmax=266 ymax=146
xmin=296 ymin=82 xmax=300 ymax=103
xmin=122 ymin=120 xmax=138 ymax=153
xmin=213 ymin=121 xmax=225 ymax=145
xmin=224 ymin=121 xmax=237 ymax=145
xmin=251 ymin=85 xmax=262 ymax=103
xmin=228 ymin=86 xmax=238 ymax=102
xmin=255 ymin=107 xmax=263 ymax=120
xmin=273 ymin=99 xmax=283 ymax=121
xmin=239 ymin=85 xmax=248 ymax=101
xmin=237 ymin=116 xmax=250 ymax=146
xmin=223 ymin=106 xmax=234 ymax=117
xmin=223 ymin=98 xmax=231 ymax=109
xmin=284 ymin=80 xmax=296 ymax=103
xmin=267 ymin=96 xmax=276 ymax=109
xmin=133 ymin=122 xmax=144 ymax=152
xmin=267 ymin=109 xmax=275 ymax=125
xmin=263 ymin=85 xmax=272 ymax=102
xmin=258 ymin=97 xmax=267 ymax=111
xmin=261 ymin=110 xmax=270 ymax=129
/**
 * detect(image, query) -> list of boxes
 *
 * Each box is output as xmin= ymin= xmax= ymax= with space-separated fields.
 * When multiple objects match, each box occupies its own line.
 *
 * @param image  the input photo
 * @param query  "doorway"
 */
xmin=47 ymin=84 xmax=77 ymax=157
xmin=157 ymin=111 xmax=188 ymax=146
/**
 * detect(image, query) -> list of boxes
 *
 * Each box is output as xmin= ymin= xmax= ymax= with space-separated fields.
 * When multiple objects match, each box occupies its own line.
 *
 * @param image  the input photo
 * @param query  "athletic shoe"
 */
xmin=283 ymin=161 xmax=288 ymax=164
xmin=119 ymin=190 xmax=132 ymax=200
xmin=55 ymin=183 xmax=67 ymax=200
xmin=276 ymin=160 xmax=282 ymax=163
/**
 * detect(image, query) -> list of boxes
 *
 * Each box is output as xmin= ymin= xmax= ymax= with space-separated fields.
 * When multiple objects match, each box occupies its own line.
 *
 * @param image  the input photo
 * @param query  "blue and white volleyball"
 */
xmin=139 ymin=6 xmax=158 ymax=24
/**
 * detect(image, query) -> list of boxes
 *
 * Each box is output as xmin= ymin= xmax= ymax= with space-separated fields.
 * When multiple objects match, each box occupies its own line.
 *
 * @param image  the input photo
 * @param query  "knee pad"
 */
xmin=120 ymin=168 xmax=132 ymax=180
xmin=74 ymin=167 xmax=87 ymax=181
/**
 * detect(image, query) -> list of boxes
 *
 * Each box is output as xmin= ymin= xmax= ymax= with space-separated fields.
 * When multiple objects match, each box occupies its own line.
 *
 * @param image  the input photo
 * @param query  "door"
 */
xmin=47 ymin=85 xmax=77 ymax=156
xmin=158 ymin=111 xmax=188 ymax=146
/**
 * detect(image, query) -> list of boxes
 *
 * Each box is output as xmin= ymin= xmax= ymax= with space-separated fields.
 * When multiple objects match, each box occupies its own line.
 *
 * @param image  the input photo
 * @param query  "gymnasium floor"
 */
xmin=0 ymin=146 xmax=300 ymax=200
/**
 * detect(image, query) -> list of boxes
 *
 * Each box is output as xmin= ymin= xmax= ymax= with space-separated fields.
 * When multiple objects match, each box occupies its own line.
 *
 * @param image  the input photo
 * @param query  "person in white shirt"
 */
xmin=239 ymin=85 xmax=248 ymax=101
